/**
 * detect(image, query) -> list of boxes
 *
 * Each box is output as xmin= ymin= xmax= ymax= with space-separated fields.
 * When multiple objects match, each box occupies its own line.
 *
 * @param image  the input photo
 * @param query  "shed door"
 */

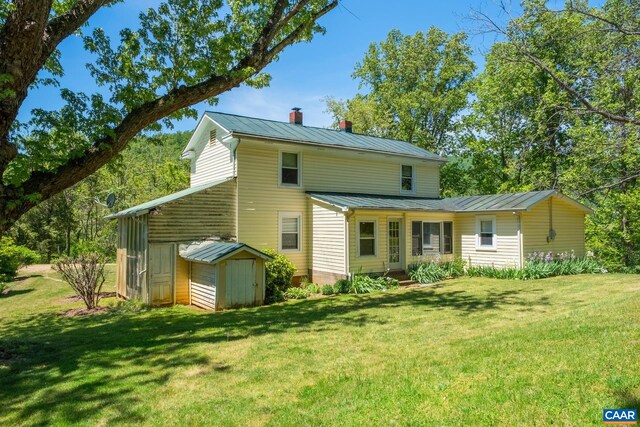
xmin=225 ymin=259 xmax=256 ymax=307
xmin=149 ymin=243 xmax=174 ymax=305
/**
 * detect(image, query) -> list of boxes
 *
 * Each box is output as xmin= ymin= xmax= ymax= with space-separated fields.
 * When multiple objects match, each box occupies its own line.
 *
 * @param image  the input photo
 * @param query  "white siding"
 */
xmin=457 ymin=213 xmax=521 ymax=268
xmin=312 ymin=201 xmax=346 ymax=275
xmin=191 ymin=140 xmax=235 ymax=187
xmin=190 ymin=262 xmax=217 ymax=310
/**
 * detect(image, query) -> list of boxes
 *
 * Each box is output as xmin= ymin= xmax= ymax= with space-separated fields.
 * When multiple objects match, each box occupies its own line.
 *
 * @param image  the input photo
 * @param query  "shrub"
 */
xmin=53 ymin=253 xmax=107 ymax=309
xmin=284 ymin=287 xmax=311 ymax=300
xmin=263 ymin=249 xmax=296 ymax=304
xmin=303 ymin=282 xmax=321 ymax=294
xmin=332 ymin=274 xmax=399 ymax=295
xmin=409 ymin=257 xmax=465 ymax=284
xmin=0 ymin=237 xmax=39 ymax=283
xmin=321 ymin=284 xmax=335 ymax=295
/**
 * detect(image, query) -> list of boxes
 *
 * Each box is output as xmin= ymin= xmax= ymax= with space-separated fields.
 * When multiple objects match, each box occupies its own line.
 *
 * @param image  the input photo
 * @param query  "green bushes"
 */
xmin=410 ymin=252 xmax=605 ymax=283
xmin=283 ymin=287 xmax=311 ymax=300
xmin=263 ymin=249 xmax=296 ymax=304
xmin=0 ymin=237 xmax=39 ymax=283
xmin=321 ymin=284 xmax=335 ymax=295
xmin=348 ymin=274 xmax=399 ymax=294
xmin=409 ymin=257 xmax=465 ymax=284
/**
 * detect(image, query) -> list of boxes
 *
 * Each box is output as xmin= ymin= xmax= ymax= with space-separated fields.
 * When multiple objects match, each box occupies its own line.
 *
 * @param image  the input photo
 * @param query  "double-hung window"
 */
xmin=401 ymin=165 xmax=415 ymax=192
xmin=476 ymin=216 xmax=496 ymax=250
xmin=279 ymin=212 xmax=301 ymax=251
xmin=411 ymin=221 xmax=453 ymax=256
xmin=280 ymin=152 xmax=300 ymax=186
xmin=358 ymin=220 xmax=376 ymax=256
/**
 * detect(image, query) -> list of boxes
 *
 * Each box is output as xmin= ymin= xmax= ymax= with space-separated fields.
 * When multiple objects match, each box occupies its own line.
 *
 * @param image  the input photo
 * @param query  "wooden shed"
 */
xmin=108 ymin=177 xmax=237 ymax=306
xmin=179 ymin=241 xmax=272 ymax=310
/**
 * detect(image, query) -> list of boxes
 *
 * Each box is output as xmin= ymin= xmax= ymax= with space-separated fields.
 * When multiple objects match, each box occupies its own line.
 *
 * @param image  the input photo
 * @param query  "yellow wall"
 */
xmin=521 ymin=196 xmax=586 ymax=259
xmin=236 ymin=138 xmax=442 ymax=276
xmin=175 ymin=252 xmax=189 ymax=304
xmin=311 ymin=201 xmax=347 ymax=275
xmin=457 ymin=212 xmax=522 ymax=268
xmin=347 ymin=210 xmax=457 ymax=275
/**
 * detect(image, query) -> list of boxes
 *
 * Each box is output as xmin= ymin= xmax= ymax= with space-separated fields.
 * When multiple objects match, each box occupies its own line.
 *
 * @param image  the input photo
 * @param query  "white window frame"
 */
xmin=411 ymin=220 xmax=454 ymax=255
xmin=356 ymin=218 xmax=377 ymax=257
xmin=400 ymin=164 xmax=416 ymax=194
xmin=278 ymin=150 xmax=302 ymax=188
xmin=476 ymin=215 xmax=497 ymax=251
xmin=279 ymin=212 xmax=302 ymax=252
xmin=422 ymin=222 xmax=440 ymax=251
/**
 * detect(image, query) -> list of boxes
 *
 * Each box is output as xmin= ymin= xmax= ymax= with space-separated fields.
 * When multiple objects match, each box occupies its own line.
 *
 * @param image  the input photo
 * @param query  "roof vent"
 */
xmin=209 ymin=129 xmax=217 ymax=145
xmin=339 ymin=120 xmax=352 ymax=133
xmin=289 ymin=107 xmax=303 ymax=125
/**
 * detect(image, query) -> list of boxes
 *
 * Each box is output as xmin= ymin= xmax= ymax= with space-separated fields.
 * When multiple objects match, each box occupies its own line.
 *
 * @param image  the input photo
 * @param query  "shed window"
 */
xmin=411 ymin=221 xmax=453 ymax=255
xmin=280 ymin=213 xmax=301 ymax=251
xmin=401 ymin=165 xmax=414 ymax=192
xmin=476 ymin=216 xmax=496 ymax=250
xmin=358 ymin=220 xmax=376 ymax=256
xmin=281 ymin=152 xmax=300 ymax=186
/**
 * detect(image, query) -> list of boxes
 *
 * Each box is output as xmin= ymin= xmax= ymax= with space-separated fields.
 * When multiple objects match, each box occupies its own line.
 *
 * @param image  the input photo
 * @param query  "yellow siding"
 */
xmin=457 ymin=213 xmax=521 ymax=268
xmin=522 ymin=196 xmax=586 ymax=258
xmin=236 ymin=139 xmax=442 ymax=276
xmin=191 ymin=140 xmax=235 ymax=187
xmin=312 ymin=201 xmax=346 ymax=275
xmin=175 ymin=252 xmax=189 ymax=304
xmin=148 ymin=179 xmax=237 ymax=243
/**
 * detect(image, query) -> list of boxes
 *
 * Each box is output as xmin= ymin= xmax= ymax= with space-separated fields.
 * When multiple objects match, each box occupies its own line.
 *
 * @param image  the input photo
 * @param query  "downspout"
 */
xmin=344 ymin=209 xmax=355 ymax=279
xmin=516 ymin=212 xmax=523 ymax=268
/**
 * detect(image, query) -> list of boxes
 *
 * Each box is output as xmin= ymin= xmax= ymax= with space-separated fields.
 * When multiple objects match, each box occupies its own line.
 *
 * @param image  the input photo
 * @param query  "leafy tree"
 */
xmin=325 ymin=27 xmax=475 ymax=153
xmin=0 ymin=0 xmax=337 ymax=235
xmin=10 ymin=132 xmax=191 ymax=261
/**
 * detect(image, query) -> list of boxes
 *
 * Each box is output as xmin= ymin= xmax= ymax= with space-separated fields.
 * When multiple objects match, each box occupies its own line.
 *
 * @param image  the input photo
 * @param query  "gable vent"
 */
xmin=209 ymin=129 xmax=217 ymax=145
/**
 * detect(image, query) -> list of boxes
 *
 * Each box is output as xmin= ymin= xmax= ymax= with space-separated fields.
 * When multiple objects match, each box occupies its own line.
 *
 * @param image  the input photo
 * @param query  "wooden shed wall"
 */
xmin=116 ymin=215 xmax=149 ymax=301
xmin=175 ymin=253 xmax=190 ymax=304
xmin=190 ymin=262 xmax=217 ymax=310
xmin=148 ymin=178 xmax=237 ymax=243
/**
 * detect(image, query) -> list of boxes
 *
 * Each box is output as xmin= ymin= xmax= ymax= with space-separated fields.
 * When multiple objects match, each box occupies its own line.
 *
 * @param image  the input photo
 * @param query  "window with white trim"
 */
xmin=411 ymin=221 xmax=453 ymax=255
xmin=358 ymin=220 xmax=376 ymax=256
xmin=280 ymin=152 xmax=300 ymax=186
xmin=476 ymin=216 xmax=496 ymax=250
xmin=279 ymin=212 xmax=301 ymax=251
xmin=401 ymin=165 xmax=415 ymax=192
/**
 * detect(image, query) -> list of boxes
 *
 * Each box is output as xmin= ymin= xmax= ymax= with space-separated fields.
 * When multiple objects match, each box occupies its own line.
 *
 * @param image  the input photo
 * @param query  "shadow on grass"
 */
xmin=0 ymin=289 xmax=33 ymax=298
xmin=0 ymin=284 xmax=550 ymax=425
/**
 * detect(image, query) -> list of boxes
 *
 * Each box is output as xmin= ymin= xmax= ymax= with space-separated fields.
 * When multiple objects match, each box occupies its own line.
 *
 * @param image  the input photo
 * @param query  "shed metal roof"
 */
xmin=106 ymin=177 xmax=233 ymax=219
xmin=308 ymin=190 xmax=591 ymax=213
xmin=179 ymin=241 xmax=272 ymax=264
xmin=204 ymin=111 xmax=446 ymax=162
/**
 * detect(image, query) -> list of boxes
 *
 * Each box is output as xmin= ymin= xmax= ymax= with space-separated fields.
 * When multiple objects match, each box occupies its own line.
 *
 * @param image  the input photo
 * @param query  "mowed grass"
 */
xmin=0 ymin=270 xmax=638 ymax=426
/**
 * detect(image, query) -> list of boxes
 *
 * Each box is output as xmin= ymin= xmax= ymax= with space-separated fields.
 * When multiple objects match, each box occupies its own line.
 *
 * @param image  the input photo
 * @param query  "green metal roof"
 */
xmin=204 ymin=112 xmax=446 ymax=162
xmin=308 ymin=190 xmax=591 ymax=213
xmin=106 ymin=177 xmax=233 ymax=219
xmin=179 ymin=241 xmax=272 ymax=263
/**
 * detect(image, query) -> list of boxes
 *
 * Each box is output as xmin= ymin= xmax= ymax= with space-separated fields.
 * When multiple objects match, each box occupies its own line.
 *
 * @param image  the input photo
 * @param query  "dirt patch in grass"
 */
xmin=61 ymin=306 xmax=110 ymax=317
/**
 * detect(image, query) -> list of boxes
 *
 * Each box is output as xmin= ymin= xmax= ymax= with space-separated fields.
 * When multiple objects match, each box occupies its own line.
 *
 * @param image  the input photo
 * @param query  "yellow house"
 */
xmin=110 ymin=109 xmax=592 ymax=308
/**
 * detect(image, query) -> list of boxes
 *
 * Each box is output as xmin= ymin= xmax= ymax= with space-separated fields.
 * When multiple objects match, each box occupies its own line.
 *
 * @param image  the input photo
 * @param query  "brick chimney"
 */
xmin=289 ymin=107 xmax=303 ymax=125
xmin=339 ymin=119 xmax=352 ymax=133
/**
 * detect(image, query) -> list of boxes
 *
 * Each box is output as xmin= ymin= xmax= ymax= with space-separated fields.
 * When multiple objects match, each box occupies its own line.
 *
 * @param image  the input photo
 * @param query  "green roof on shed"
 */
xmin=179 ymin=241 xmax=272 ymax=264
xmin=308 ymin=190 xmax=591 ymax=213
xmin=106 ymin=177 xmax=233 ymax=219
xmin=204 ymin=111 xmax=446 ymax=162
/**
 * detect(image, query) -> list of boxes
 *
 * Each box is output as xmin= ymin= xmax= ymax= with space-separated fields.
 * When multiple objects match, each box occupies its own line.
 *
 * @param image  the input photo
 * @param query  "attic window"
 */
xmin=209 ymin=129 xmax=217 ymax=145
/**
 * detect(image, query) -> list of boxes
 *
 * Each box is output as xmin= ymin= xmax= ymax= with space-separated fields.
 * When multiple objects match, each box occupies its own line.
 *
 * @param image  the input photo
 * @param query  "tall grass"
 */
xmin=408 ymin=257 xmax=465 ymax=284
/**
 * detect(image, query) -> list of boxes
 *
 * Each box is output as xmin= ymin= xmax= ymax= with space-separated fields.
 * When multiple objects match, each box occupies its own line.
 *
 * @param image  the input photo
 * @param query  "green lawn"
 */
xmin=0 ymin=270 xmax=638 ymax=426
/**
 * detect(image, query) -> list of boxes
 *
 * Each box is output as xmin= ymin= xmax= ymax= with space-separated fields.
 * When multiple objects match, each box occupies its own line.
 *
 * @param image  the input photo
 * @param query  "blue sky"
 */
xmin=19 ymin=0 xmax=569 ymax=131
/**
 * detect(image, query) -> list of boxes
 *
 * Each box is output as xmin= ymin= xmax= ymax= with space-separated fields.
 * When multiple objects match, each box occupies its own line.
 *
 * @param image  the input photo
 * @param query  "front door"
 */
xmin=149 ymin=243 xmax=174 ymax=305
xmin=388 ymin=219 xmax=403 ymax=270
xmin=225 ymin=259 xmax=257 ymax=307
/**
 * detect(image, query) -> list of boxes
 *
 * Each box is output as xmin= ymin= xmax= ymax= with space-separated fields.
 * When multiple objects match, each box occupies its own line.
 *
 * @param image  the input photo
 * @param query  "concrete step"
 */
xmin=398 ymin=279 xmax=417 ymax=286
